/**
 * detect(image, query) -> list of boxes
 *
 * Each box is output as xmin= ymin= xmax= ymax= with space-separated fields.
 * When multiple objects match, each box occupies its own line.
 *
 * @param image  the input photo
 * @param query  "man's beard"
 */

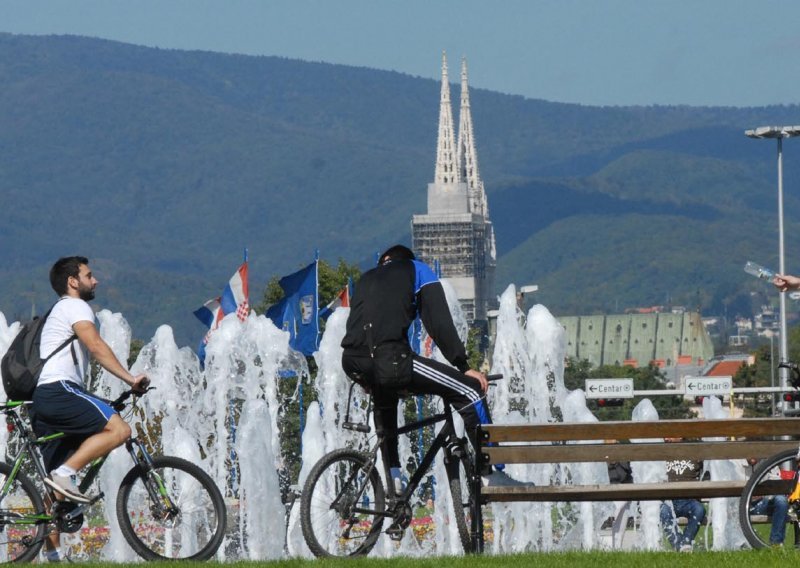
xmin=78 ymin=285 xmax=95 ymax=301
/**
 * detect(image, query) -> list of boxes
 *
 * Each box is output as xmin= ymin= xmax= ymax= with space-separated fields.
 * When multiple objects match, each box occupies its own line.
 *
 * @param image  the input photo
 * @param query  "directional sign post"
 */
xmin=585 ymin=378 xmax=634 ymax=399
xmin=684 ymin=376 xmax=732 ymax=398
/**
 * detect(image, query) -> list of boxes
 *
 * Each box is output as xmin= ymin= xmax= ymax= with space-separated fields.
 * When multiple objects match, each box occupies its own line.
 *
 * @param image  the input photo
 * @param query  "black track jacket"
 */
xmin=341 ymin=258 xmax=469 ymax=373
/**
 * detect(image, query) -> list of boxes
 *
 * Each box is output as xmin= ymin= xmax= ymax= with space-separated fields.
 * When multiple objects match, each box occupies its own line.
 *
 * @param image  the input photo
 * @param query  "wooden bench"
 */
xmin=472 ymin=417 xmax=800 ymax=551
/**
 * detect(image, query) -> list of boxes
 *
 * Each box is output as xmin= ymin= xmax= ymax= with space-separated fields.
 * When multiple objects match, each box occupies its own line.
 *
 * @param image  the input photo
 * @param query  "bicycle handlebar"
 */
xmin=108 ymin=387 xmax=155 ymax=412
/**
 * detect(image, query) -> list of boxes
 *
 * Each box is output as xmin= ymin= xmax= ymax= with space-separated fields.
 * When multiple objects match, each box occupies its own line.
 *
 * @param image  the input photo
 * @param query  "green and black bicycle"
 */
xmin=0 ymin=388 xmax=226 ymax=562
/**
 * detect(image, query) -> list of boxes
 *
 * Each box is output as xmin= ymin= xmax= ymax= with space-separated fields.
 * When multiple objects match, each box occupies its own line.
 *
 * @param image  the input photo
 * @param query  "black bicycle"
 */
xmin=299 ymin=375 xmax=501 ymax=557
xmin=739 ymin=361 xmax=800 ymax=549
xmin=0 ymin=388 xmax=227 ymax=562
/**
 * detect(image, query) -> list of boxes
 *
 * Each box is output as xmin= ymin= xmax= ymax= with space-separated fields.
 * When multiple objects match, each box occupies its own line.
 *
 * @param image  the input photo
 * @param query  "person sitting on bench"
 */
xmin=660 ymin=439 xmax=706 ymax=552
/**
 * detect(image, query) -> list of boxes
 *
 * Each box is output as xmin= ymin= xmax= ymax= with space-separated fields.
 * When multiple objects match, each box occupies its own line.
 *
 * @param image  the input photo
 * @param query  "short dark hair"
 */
xmin=379 ymin=244 xmax=415 ymax=265
xmin=50 ymin=256 xmax=89 ymax=295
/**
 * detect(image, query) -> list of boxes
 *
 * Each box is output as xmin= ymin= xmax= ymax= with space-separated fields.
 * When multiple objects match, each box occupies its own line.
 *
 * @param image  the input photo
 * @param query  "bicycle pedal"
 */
xmin=386 ymin=525 xmax=405 ymax=541
xmin=87 ymin=492 xmax=104 ymax=505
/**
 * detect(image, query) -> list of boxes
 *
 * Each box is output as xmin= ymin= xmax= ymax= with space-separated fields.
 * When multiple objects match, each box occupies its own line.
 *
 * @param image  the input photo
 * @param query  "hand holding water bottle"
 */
xmin=773 ymin=273 xmax=800 ymax=292
xmin=743 ymin=261 xmax=800 ymax=292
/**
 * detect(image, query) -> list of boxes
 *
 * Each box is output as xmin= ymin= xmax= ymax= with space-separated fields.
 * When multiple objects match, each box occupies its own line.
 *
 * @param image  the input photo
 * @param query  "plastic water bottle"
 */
xmin=744 ymin=261 xmax=775 ymax=281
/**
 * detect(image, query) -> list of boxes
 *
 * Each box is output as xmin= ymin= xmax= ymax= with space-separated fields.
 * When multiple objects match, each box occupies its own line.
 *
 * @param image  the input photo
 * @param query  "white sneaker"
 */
xmin=481 ymin=470 xmax=527 ymax=487
xmin=679 ymin=544 xmax=693 ymax=553
xmin=45 ymin=473 xmax=90 ymax=504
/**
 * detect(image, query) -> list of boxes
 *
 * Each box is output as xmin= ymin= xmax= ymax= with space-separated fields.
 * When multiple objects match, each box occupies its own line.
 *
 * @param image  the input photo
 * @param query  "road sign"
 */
xmin=585 ymin=378 xmax=634 ymax=399
xmin=684 ymin=376 xmax=732 ymax=397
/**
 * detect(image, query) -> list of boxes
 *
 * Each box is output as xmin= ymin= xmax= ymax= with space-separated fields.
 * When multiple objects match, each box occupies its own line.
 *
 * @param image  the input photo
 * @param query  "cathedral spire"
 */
xmin=457 ymin=57 xmax=487 ymax=216
xmin=434 ymin=52 xmax=457 ymax=185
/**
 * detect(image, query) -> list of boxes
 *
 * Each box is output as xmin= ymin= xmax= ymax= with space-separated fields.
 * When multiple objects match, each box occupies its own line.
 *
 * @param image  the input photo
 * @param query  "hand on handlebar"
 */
xmin=131 ymin=374 xmax=150 ymax=394
xmin=465 ymin=369 xmax=488 ymax=392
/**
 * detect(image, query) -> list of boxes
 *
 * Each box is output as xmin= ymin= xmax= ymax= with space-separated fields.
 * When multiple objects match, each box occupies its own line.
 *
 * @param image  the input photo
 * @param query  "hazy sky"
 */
xmin=2 ymin=0 xmax=800 ymax=107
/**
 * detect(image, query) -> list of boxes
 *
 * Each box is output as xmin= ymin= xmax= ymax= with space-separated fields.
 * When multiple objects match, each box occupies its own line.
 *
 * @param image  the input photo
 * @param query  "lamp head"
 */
xmin=745 ymin=126 xmax=800 ymax=139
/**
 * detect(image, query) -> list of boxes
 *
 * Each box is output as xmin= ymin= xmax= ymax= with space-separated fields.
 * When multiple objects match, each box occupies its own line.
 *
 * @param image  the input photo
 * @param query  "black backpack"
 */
xmin=1 ymin=307 xmax=76 ymax=401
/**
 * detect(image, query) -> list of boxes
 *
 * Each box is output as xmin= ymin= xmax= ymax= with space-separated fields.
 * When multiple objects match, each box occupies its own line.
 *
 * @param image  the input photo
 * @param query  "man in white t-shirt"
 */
xmin=32 ymin=256 xmax=149 ymax=505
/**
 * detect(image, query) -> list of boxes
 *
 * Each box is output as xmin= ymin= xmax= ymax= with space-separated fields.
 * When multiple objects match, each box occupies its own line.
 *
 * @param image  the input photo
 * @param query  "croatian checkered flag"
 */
xmin=219 ymin=261 xmax=250 ymax=322
xmin=194 ymin=260 xmax=250 ymax=365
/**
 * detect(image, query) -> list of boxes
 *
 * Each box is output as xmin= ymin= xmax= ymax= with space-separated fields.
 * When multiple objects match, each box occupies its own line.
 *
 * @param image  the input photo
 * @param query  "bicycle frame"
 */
xmin=342 ymin=400 xmax=466 ymax=527
xmin=388 ymin=406 xmax=462 ymax=504
xmin=0 ymin=408 xmax=53 ymax=529
xmin=0 ymin=392 xmax=170 ymax=532
xmin=0 ymin=404 xmax=108 ymax=529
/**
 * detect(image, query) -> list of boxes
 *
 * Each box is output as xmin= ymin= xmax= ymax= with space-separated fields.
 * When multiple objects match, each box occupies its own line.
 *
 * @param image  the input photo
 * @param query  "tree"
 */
xmin=735 ymin=329 xmax=800 ymax=417
xmin=466 ymin=327 xmax=485 ymax=371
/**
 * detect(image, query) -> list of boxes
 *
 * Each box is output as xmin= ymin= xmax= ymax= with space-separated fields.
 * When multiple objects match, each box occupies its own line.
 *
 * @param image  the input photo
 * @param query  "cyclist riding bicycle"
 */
xmin=32 ymin=256 xmax=150 ymax=561
xmin=341 ymin=245 xmax=518 ymax=488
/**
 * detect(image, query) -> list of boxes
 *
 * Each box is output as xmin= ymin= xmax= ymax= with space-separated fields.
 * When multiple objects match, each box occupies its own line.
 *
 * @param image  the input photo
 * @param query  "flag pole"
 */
xmin=300 ymin=249 xmax=320 ymax=440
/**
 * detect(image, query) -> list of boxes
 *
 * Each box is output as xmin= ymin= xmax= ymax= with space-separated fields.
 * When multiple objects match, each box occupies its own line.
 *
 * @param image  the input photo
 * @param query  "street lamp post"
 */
xmin=770 ymin=333 xmax=776 ymax=416
xmin=745 ymin=125 xmax=800 ymax=413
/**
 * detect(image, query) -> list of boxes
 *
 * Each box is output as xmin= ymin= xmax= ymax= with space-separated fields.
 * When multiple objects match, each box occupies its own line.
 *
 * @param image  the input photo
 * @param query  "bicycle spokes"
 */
xmin=117 ymin=457 xmax=225 ymax=561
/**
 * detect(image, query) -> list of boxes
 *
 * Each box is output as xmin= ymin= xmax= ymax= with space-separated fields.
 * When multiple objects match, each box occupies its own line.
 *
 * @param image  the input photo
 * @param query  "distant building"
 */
xmin=754 ymin=305 xmax=780 ymax=337
xmin=559 ymin=311 xmax=714 ymax=368
xmin=412 ymin=54 xmax=496 ymax=324
xmin=702 ymin=355 xmax=752 ymax=377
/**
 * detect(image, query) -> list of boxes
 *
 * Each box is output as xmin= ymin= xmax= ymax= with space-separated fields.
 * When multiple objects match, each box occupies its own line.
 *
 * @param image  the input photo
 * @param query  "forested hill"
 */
xmin=1 ymin=32 xmax=799 ymax=346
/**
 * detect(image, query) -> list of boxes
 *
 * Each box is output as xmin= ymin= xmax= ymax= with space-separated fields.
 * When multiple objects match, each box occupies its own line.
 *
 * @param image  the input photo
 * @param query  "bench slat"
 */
xmin=484 ymin=440 xmax=798 ymax=464
xmin=482 ymin=418 xmax=800 ymax=443
xmin=482 ymin=480 xmax=746 ymax=502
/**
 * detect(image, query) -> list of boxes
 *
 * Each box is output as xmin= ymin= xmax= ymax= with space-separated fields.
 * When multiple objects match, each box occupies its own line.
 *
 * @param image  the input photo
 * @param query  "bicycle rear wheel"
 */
xmin=446 ymin=442 xmax=477 ymax=553
xmin=0 ymin=461 xmax=46 ymax=563
xmin=300 ymin=448 xmax=386 ymax=557
xmin=739 ymin=449 xmax=800 ymax=549
xmin=116 ymin=455 xmax=226 ymax=560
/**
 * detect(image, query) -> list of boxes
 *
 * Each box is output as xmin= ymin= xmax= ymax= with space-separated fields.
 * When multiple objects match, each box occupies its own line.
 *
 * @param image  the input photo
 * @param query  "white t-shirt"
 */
xmin=38 ymin=297 xmax=94 ymax=388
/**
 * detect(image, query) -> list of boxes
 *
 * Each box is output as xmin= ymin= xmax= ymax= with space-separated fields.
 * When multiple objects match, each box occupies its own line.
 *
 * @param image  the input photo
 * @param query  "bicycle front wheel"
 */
xmin=446 ymin=443 xmax=477 ymax=553
xmin=116 ymin=455 xmax=226 ymax=560
xmin=0 ymin=461 xmax=46 ymax=563
xmin=300 ymin=448 xmax=386 ymax=558
xmin=739 ymin=448 xmax=799 ymax=549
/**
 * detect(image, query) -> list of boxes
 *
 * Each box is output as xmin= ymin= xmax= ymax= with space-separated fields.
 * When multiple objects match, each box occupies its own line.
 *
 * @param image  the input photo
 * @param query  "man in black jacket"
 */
xmin=341 ymin=244 xmax=515 ymax=488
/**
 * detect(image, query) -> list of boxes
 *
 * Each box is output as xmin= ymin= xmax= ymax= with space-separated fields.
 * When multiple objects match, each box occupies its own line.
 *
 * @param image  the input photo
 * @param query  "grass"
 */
xmin=78 ymin=550 xmax=795 ymax=568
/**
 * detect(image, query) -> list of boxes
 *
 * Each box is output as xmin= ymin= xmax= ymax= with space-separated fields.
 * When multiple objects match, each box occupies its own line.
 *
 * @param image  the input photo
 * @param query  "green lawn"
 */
xmin=84 ymin=550 xmax=794 ymax=568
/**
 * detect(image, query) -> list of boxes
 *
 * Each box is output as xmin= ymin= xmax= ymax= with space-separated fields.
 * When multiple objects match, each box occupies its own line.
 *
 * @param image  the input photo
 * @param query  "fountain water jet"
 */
xmin=0 ymin=284 xmax=749 ymax=557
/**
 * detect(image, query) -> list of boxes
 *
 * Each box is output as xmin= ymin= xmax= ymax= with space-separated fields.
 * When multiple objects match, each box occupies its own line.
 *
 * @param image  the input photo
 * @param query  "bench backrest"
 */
xmin=480 ymin=418 xmax=800 ymax=466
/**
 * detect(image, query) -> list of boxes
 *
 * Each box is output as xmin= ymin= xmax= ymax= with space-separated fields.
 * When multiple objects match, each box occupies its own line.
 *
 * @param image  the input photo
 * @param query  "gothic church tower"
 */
xmin=412 ymin=53 xmax=497 ymax=323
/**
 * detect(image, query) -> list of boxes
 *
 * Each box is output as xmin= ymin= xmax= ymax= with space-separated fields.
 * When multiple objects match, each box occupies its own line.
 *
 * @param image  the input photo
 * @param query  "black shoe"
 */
xmin=481 ymin=470 xmax=528 ymax=487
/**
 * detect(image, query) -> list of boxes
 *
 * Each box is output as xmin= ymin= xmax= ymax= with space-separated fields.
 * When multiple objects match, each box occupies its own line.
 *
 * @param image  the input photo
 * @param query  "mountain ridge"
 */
xmin=1 ymin=32 xmax=798 ymax=345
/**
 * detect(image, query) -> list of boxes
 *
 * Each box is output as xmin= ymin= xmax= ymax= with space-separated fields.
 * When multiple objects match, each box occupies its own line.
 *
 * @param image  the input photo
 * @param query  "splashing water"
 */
xmin=0 ymin=284 xmax=749 ymax=557
xmin=702 ymin=396 xmax=746 ymax=550
xmin=630 ymin=399 xmax=666 ymax=550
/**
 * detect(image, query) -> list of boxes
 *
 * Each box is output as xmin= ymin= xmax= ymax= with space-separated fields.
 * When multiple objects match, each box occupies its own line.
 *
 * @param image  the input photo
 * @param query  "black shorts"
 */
xmin=30 ymin=381 xmax=117 ymax=471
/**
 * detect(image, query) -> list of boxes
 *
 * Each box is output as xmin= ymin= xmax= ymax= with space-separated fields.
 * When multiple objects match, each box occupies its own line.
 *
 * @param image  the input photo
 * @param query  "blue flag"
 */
xmin=266 ymin=260 xmax=319 ymax=356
